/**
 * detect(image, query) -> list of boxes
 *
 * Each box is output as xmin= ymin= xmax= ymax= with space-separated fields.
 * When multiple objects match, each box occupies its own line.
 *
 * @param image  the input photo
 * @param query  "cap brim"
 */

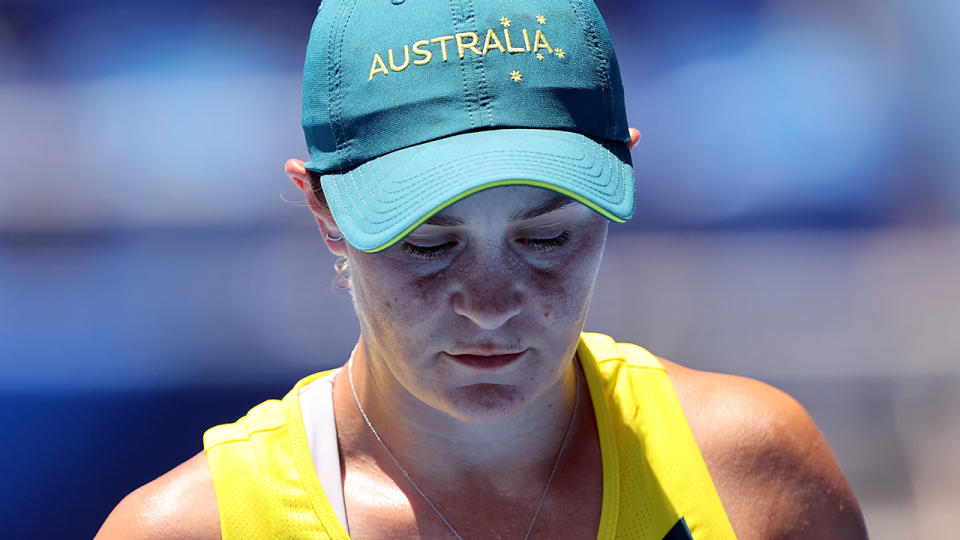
xmin=315 ymin=128 xmax=634 ymax=253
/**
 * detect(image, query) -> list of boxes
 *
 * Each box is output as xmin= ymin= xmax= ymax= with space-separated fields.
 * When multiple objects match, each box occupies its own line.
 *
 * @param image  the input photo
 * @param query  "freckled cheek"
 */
xmin=527 ymin=243 xmax=605 ymax=325
xmin=352 ymin=258 xmax=448 ymax=341
xmin=528 ymin=266 xmax=591 ymax=324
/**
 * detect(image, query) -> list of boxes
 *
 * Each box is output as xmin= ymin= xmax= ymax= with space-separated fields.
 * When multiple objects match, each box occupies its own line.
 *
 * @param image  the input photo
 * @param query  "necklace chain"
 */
xmin=347 ymin=358 xmax=581 ymax=540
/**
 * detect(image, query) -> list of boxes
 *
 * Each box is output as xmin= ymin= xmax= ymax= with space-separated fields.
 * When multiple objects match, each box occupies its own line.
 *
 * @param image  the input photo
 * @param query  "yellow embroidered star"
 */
xmin=555 ymin=48 xmax=566 ymax=59
xmin=499 ymin=17 xmax=511 ymax=27
xmin=536 ymin=53 xmax=545 ymax=61
xmin=510 ymin=70 xmax=523 ymax=82
xmin=536 ymin=14 xmax=547 ymax=24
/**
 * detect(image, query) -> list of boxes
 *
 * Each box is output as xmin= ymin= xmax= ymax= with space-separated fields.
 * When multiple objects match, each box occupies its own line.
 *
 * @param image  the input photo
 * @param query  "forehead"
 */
xmin=423 ymin=186 xmax=581 ymax=227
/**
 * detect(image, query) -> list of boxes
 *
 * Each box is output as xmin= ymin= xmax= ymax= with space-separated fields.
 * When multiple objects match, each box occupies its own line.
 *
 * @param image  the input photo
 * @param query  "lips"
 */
xmin=445 ymin=350 xmax=526 ymax=369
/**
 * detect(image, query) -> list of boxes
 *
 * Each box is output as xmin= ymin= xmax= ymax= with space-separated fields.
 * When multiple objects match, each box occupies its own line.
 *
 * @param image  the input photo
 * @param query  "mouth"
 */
xmin=444 ymin=350 xmax=526 ymax=370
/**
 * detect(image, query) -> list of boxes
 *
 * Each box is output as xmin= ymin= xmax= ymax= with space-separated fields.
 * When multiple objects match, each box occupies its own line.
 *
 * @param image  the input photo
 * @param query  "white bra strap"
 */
xmin=300 ymin=371 xmax=348 ymax=531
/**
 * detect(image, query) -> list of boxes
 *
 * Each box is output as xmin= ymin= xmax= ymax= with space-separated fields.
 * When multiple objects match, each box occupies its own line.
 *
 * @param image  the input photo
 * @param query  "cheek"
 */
xmin=536 ymin=217 xmax=607 ymax=317
xmin=350 ymin=254 xmax=446 ymax=342
xmin=532 ymin=242 xmax=603 ymax=324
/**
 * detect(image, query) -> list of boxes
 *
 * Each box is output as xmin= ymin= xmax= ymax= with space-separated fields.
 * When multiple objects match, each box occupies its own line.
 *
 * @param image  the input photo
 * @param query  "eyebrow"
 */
xmin=422 ymin=195 xmax=576 ymax=226
xmin=423 ymin=214 xmax=464 ymax=226
xmin=510 ymin=195 xmax=576 ymax=221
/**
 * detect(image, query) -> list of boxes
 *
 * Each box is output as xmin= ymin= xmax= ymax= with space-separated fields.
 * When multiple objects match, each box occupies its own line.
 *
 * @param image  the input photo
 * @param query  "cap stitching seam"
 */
xmin=465 ymin=0 xmax=494 ymax=126
xmin=351 ymin=136 xmax=614 ymax=195
xmin=350 ymin=165 xmax=623 ymax=234
xmin=569 ymin=0 xmax=613 ymax=136
xmin=345 ymin=169 xmax=367 ymax=224
xmin=335 ymin=0 xmax=361 ymax=155
xmin=380 ymin=154 xmax=619 ymax=201
xmin=370 ymin=149 xmax=601 ymax=192
xmin=351 ymin=163 xmax=374 ymax=219
xmin=448 ymin=0 xmax=476 ymax=128
xmin=346 ymin=142 xmax=620 ymax=218
xmin=352 ymin=156 xmax=617 ymax=226
xmin=334 ymin=170 xmax=353 ymax=220
xmin=324 ymin=1 xmax=343 ymax=153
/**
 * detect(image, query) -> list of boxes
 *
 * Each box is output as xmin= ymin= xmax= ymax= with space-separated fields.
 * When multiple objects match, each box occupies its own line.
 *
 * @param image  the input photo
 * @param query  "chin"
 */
xmin=443 ymin=383 xmax=529 ymax=425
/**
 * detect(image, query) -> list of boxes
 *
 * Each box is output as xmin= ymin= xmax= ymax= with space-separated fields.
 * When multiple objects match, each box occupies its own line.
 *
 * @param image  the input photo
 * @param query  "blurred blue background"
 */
xmin=1 ymin=0 xmax=958 ymax=537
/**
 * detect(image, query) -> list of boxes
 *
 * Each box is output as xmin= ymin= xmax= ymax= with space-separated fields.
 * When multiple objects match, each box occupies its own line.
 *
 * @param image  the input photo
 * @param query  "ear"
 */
xmin=628 ymin=128 xmax=641 ymax=151
xmin=285 ymin=158 xmax=348 ymax=257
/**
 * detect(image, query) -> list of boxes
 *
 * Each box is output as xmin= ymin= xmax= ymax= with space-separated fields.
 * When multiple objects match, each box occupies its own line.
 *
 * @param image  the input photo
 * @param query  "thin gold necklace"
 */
xmin=347 ymin=358 xmax=581 ymax=540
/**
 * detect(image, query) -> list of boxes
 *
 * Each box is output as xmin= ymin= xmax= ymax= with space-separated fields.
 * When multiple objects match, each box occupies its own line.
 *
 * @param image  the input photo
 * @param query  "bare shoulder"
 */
xmin=660 ymin=359 xmax=868 ymax=540
xmin=95 ymin=451 xmax=221 ymax=540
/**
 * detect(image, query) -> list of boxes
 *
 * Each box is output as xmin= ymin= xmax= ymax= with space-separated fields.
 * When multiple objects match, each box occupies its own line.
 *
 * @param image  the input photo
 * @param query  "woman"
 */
xmin=98 ymin=1 xmax=867 ymax=538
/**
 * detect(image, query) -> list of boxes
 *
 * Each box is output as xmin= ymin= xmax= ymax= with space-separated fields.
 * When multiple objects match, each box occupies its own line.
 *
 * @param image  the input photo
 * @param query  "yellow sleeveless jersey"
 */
xmin=203 ymin=333 xmax=737 ymax=539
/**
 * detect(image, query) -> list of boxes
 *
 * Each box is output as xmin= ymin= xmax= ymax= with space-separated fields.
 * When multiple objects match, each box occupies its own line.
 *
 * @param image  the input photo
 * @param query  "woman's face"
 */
xmin=345 ymin=185 xmax=608 ymax=424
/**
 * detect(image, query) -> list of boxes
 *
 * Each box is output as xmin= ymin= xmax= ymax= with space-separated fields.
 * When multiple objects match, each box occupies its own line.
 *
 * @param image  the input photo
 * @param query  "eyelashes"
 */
xmin=400 ymin=231 xmax=570 ymax=260
xmin=521 ymin=230 xmax=570 ymax=253
xmin=400 ymin=241 xmax=454 ymax=260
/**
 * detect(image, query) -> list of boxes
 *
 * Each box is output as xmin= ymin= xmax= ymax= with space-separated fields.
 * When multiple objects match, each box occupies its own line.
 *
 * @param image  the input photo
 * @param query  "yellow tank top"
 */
xmin=203 ymin=333 xmax=736 ymax=539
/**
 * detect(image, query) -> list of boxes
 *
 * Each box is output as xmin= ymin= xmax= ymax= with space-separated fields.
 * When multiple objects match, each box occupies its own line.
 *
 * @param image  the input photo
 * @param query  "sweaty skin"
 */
xmin=95 ymin=129 xmax=867 ymax=539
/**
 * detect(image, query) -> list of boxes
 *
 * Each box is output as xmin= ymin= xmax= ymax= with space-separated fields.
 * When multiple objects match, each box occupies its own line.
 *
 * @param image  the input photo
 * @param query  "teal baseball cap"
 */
xmin=302 ymin=0 xmax=634 ymax=253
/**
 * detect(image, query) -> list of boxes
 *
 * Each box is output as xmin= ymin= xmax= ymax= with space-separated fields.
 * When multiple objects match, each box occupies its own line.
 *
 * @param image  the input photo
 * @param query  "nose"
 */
xmin=451 ymin=269 xmax=523 ymax=330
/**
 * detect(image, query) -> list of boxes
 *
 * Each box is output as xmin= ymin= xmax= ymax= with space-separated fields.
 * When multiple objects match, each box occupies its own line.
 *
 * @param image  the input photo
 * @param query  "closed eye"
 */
xmin=519 ymin=231 xmax=570 ymax=253
xmin=401 ymin=241 xmax=455 ymax=260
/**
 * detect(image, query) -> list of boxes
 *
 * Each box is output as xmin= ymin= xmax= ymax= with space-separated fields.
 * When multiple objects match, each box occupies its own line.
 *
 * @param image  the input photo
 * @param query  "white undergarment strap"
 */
xmin=299 ymin=370 xmax=348 ymax=532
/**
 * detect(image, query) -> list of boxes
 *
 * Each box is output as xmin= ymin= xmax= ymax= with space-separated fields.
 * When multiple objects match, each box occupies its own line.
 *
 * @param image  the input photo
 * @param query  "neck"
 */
xmin=334 ymin=335 xmax=584 ymax=486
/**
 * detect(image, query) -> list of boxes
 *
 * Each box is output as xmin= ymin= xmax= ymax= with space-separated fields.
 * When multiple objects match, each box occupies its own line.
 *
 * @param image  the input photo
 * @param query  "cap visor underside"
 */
xmin=317 ymin=128 xmax=634 ymax=253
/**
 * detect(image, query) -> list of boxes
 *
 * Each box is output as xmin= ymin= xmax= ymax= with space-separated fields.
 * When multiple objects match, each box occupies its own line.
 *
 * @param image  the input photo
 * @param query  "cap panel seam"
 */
xmin=464 ymin=0 xmax=494 ymax=126
xmin=338 ymin=0 xmax=361 ymax=154
xmin=569 ymin=0 xmax=613 ymax=136
xmin=324 ymin=0 xmax=343 ymax=153
xmin=448 ymin=0 xmax=477 ymax=128
xmin=331 ymin=0 xmax=360 ymax=155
